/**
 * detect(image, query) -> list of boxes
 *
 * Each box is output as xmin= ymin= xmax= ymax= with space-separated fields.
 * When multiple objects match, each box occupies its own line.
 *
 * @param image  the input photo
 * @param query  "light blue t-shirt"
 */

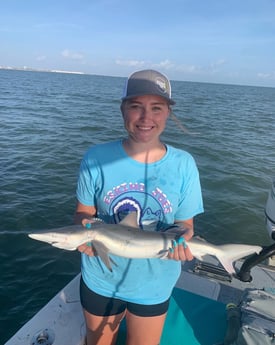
xmin=76 ymin=140 xmax=204 ymax=304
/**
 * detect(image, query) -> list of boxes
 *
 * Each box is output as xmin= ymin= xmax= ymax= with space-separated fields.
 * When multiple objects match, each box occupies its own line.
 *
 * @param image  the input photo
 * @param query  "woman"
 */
xmin=75 ymin=69 xmax=204 ymax=345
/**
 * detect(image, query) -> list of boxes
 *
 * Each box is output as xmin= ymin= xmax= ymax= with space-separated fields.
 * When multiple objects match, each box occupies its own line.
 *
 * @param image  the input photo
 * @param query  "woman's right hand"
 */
xmin=77 ymin=243 xmax=96 ymax=256
xmin=77 ymin=218 xmax=96 ymax=256
xmin=74 ymin=202 xmax=98 ymax=256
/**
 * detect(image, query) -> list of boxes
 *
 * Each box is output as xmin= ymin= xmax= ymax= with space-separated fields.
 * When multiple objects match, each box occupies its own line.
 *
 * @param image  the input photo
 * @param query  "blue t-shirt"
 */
xmin=76 ymin=140 xmax=204 ymax=304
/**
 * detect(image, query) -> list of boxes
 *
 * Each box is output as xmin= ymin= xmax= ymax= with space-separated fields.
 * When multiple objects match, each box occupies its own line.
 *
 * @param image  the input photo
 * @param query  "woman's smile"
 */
xmin=121 ymin=94 xmax=170 ymax=144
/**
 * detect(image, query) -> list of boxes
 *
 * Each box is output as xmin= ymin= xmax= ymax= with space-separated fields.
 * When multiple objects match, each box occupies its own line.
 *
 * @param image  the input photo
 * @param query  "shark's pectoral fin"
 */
xmin=92 ymin=240 xmax=116 ymax=272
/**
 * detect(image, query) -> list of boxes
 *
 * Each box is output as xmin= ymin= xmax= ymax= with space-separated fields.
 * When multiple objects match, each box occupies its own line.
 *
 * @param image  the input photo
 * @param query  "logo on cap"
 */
xmin=155 ymin=77 xmax=167 ymax=94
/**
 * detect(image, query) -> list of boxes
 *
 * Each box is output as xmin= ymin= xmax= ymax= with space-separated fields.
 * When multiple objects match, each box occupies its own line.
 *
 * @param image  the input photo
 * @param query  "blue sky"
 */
xmin=1 ymin=0 xmax=275 ymax=87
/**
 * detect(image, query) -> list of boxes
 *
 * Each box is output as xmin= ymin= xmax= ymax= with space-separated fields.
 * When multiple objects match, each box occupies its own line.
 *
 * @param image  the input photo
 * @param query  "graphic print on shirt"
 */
xmin=103 ymin=182 xmax=172 ymax=228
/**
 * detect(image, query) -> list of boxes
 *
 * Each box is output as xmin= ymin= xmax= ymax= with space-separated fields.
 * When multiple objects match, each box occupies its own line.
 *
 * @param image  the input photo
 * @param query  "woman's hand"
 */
xmin=74 ymin=202 xmax=98 ymax=256
xmin=167 ymin=219 xmax=194 ymax=261
xmin=167 ymin=237 xmax=193 ymax=261
xmin=77 ymin=218 xmax=97 ymax=256
xmin=77 ymin=242 xmax=96 ymax=256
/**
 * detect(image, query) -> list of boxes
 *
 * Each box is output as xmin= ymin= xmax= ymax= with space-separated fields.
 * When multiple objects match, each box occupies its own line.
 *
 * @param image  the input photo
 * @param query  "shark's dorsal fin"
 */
xmin=119 ymin=212 xmax=139 ymax=228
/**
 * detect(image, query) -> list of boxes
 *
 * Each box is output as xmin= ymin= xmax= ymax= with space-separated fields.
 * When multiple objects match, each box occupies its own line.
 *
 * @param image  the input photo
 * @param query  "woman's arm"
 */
xmin=74 ymin=201 xmax=97 ymax=224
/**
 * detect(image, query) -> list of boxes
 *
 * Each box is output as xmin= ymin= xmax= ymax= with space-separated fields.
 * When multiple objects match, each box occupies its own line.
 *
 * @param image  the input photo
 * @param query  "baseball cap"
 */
xmin=121 ymin=69 xmax=175 ymax=105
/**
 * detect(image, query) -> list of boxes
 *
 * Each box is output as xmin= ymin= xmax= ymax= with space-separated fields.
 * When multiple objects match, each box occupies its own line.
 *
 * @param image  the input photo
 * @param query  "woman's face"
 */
xmin=121 ymin=95 xmax=170 ymax=144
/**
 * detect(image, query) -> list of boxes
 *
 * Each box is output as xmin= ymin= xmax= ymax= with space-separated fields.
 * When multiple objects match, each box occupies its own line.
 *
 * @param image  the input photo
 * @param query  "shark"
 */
xmin=28 ymin=213 xmax=262 ymax=274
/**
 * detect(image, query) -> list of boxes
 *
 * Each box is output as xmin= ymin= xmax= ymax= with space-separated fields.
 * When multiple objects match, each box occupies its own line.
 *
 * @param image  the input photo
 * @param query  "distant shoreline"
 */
xmin=1 ymin=66 xmax=274 ymax=89
xmin=0 ymin=66 xmax=85 ymax=75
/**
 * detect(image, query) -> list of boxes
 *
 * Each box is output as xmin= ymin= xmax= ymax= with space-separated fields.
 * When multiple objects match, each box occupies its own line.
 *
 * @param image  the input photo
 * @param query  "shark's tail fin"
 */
xmin=216 ymin=244 xmax=262 ymax=274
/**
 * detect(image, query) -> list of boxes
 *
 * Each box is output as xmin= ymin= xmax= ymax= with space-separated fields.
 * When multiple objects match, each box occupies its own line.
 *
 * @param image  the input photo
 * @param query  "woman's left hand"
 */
xmin=167 ymin=237 xmax=193 ymax=261
xmin=167 ymin=219 xmax=194 ymax=261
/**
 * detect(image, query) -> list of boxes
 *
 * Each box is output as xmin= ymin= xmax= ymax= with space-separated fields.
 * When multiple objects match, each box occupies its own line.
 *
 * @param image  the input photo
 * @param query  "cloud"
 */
xmin=115 ymin=59 xmax=177 ymax=71
xmin=154 ymin=59 xmax=227 ymax=75
xmin=209 ymin=59 xmax=226 ymax=72
xmin=210 ymin=59 xmax=226 ymax=68
xmin=175 ymin=64 xmax=200 ymax=73
xmin=152 ymin=60 xmax=175 ymax=69
xmin=172 ymin=59 xmax=226 ymax=75
xmin=61 ymin=49 xmax=84 ymax=61
xmin=115 ymin=59 xmax=146 ymax=67
xmin=36 ymin=55 xmax=47 ymax=61
xmin=152 ymin=60 xmax=202 ymax=74
xmin=114 ymin=58 xmax=228 ymax=77
xmin=257 ymin=72 xmax=275 ymax=79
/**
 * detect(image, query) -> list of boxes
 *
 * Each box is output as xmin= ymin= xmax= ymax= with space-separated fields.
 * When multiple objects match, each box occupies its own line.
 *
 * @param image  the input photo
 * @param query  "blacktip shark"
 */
xmin=28 ymin=213 xmax=262 ymax=274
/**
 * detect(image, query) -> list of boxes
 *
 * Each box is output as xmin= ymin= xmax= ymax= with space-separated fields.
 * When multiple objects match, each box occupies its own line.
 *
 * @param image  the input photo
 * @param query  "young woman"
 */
xmin=75 ymin=69 xmax=204 ymax=345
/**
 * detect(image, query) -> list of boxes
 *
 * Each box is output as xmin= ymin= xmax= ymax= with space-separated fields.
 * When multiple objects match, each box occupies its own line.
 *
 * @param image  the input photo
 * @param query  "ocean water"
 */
xmin=0 ymin=69 xmax=274 ymax=343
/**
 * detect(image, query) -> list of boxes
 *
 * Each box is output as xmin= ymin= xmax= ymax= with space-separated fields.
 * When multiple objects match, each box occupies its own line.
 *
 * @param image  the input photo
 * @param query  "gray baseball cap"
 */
xmin=121 ymin=69 xmax=175 ymax=105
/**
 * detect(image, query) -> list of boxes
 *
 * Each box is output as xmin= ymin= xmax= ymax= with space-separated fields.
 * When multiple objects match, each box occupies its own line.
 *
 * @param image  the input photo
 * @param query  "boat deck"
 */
xmin=179 ymin=257 xmax=275 ymax=305
xmin=5 ymin=257 xmax=275 ymax=345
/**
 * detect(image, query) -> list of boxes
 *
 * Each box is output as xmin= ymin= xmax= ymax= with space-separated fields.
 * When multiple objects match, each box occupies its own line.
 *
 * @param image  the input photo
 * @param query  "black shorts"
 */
xmin=80 ymin=276 xmax=170 ymax=317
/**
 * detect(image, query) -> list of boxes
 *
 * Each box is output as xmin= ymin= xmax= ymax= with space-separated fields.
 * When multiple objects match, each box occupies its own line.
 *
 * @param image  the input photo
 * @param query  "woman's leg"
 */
xmin=80 ymin=277 xmax=127 ymax=345
xmin=84 ymin=309 xmax=125 ymax=345
xmin=125 ymin=311 xmax=167 ymax=345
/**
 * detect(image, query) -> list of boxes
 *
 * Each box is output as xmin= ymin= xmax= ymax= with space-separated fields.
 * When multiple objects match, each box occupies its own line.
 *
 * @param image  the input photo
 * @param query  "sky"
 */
xmin=1 ymin=0 xmax=275 ymax=87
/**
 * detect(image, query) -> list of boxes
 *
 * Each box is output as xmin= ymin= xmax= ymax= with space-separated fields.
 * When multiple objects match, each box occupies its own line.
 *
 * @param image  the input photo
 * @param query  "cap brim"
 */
xmin=121 ymin=94 xmax=175 ymax=105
